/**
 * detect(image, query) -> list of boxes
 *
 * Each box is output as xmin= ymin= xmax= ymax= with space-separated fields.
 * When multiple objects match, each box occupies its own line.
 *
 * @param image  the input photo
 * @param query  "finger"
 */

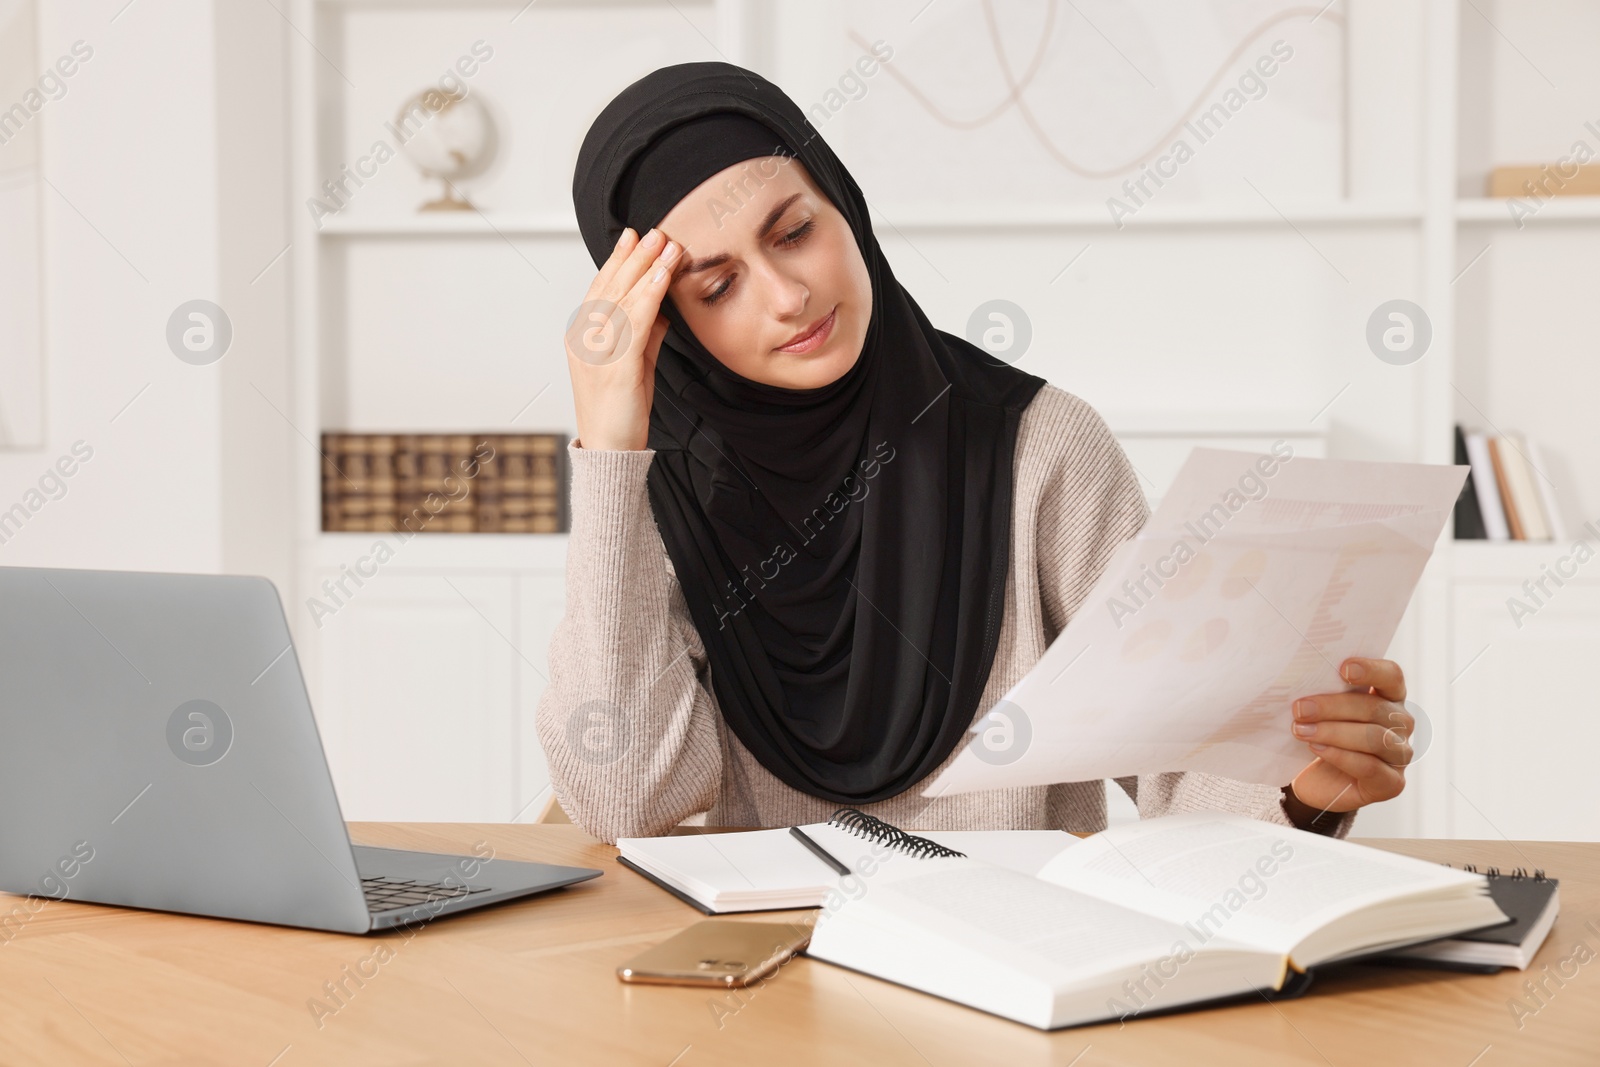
xmin=619 ymin=238 xmax=681 ymax=326
xmin=1340 ymin=656 xmax=1406 ymax=703
xmin=1306 ymin=742 xmax=1406 ymax=801
xmin=602 ymin=226 xmax=668 ymax=302
xmin=588 ymin=227 xmax=640 ymax=295
xmin=1380 ymin=702 xmax=1415 ymax=736
xmin=1293 ymin=692 xmax=1400 ymax=727
xmin=1292 ymin=720 xmax=1413 ymax=765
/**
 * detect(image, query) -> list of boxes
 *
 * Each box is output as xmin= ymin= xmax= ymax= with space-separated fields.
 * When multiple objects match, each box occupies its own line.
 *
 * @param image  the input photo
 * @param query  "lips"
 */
xmin=775 ymin=306 xmax=837 ymax=354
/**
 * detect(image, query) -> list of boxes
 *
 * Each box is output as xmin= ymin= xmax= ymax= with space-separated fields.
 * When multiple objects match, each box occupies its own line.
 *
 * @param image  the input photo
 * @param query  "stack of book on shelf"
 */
xmin=1453 ymin=424 xmax=1567 ymax=541
xmin=321 ymin=432 xmax=568 ymax=534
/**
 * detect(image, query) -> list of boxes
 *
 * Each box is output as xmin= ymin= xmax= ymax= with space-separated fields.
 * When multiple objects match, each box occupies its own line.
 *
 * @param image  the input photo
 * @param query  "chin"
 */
xmin=780 ymin=351 xmax=857 ymax=389
xmin=779 ymin=325 xmax=865 ymax=389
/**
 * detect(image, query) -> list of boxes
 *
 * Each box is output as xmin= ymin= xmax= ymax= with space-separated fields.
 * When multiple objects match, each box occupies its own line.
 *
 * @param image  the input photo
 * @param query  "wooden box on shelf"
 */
xmin=1487 ymin=164 xmax=1600 ymax=198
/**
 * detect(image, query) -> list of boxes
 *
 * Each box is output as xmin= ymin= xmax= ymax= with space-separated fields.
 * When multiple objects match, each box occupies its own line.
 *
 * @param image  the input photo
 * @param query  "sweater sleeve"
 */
xmin=533 ymin=443 xmax=723 ymax=843
xmin=1031 ymin=389 xmax=1355 ymax=839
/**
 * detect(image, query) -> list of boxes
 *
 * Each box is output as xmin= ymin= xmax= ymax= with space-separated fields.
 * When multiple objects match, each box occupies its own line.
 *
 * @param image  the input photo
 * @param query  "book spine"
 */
xmin=1464 ymin=431 xmax=1510 ymax=541
xmin=417 ymin=435 xmax=453 ymax=534
xmin=1526 ymin=438 xmax=1568 ymax=542
xmin=321 ymin=433 xmax=340 ymax=532
xmin=529 ymin=434 xmax=563 ymax=533
xmin=1487 ymin=435 xmax=1525 ymax=540
xmin=444 ymin=433 xmax=477 ymax=532
xmin=499 ymin=436 xmax=533 ymax=533
xmin=393 ymin=434 xmax=422 ymax=535
xmin=1452 ymin=424 xmax=1487 ymax=540
xmin=475 ymin=434 xmax=503 ymax=533
xmin=368 ymin=434 xmax=397 ymax=533
xmin=1503 ymin=432 xmax=1550 ymax=541
xmin=1498 ymin=433 xmax=1546 ymax=541
xmin=339 ymin=435 xmax=375 ymax=533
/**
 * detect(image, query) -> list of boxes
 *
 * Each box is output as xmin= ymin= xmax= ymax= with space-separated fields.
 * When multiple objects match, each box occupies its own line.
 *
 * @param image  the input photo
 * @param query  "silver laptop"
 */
xmin=0 ymin=566 xmax=600 ymax=934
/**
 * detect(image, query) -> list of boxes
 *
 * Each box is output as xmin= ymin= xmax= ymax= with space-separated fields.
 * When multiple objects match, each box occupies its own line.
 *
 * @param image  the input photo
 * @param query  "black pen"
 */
xmin=788 ymin=826 xmax=851 ymax=876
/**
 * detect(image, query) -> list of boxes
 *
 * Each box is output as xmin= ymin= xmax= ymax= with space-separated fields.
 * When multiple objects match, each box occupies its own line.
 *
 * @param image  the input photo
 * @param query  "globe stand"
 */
xmin=419 ymin=177 xmax=474 ymax=212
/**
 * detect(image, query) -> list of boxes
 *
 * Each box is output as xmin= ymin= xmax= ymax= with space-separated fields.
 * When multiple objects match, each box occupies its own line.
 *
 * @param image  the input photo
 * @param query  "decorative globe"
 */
xmin=394 ymin=87 xmax=498 ymax=211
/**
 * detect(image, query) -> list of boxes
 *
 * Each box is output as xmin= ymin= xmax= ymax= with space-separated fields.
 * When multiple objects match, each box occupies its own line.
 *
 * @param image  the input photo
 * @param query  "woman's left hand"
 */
xmin=1287 ymin=656 xmax=1413 ymax=814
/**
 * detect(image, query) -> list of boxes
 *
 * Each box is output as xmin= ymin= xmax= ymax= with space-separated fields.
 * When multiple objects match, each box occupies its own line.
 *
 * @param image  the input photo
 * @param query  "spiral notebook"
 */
xmin=616 ymin=810 xmax=1077 ymax=914
xmin=1372 ymin=866 xmax=1559 ymax=971
xmin=797 ymin=811 xmax=1510 ymax=1030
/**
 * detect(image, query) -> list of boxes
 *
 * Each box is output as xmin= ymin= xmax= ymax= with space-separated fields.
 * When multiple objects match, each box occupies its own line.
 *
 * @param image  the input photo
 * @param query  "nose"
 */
xmin=755 ymin=257 xmax=808 ymax=322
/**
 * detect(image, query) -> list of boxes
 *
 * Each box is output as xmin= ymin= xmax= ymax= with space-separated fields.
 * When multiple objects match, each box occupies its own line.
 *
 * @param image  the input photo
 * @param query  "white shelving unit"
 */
xmin=1432 ymin=0 xmax=1600 ymax=843
xmin=316 ymin=201 xmax=1425 ymax=236
xmin=1456 ymin=197 xmax=1600 ymax=222
xmin=316 ymin=212 xmax=581 ymax=236
xmin=286 ymin=0 xmax=1599 ymax=838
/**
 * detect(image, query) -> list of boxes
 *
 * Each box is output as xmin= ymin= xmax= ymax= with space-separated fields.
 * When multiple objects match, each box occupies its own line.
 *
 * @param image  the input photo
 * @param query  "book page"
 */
xmin=818 ymin=855 xmax=1241 ymax=984
xmin=1034 ymin=813 xmax=1485 ymax=951
xmin=922 ymin=448 xmax=1468 ymax=795
xmin=887 ymin=862 xmax=1195 ymax=966
xmin=807 ymin=854 xmax=1286 ymax=1028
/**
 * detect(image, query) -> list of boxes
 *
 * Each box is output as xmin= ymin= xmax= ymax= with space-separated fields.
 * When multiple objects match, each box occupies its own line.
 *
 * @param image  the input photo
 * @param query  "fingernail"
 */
xmin=652 ymin=265 xmax=666 ymax=282
xmin=616 ymin=227 xmax=633 ymax=247
xmin=643 ymin=227 xmax=661 ymax=246
xmin=1344 ymin=661 xmax=1364 ymax=682
xmin=1309 ymin=742 xmax=1328 ymax=751
xmin=1293 ymin=699 xmax=1316 ymax=720
xmin=662 ymin=240 xmax=679 ymax=260
xmin=1293 ymin=722 xmax=1316 ymax=738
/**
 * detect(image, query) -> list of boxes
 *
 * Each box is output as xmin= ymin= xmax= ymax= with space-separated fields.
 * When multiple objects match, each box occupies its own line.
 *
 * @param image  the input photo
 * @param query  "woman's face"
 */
xmin=657 ymin=156 xmax=871 ymax=390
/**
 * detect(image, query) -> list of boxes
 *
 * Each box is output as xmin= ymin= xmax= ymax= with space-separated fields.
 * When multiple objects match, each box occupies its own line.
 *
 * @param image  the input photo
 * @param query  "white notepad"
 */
xmin=616 ymin=817 xmax=1076 ymax=914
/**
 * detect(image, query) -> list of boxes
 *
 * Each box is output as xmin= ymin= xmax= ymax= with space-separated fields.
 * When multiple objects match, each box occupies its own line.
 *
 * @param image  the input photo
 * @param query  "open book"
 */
xmin=805 ymin=812 xmax=1509 ymax=1030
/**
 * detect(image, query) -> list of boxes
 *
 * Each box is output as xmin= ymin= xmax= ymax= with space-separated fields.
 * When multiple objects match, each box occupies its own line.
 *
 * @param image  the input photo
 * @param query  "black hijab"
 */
xmin=572 ymin=62 xmax=1047 ymax=804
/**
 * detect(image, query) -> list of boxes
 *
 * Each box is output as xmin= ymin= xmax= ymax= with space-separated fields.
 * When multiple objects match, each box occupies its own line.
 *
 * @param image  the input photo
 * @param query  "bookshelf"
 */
xmin=314 ymin=201 xmax=1425 ymax=236
xmin=285 ymin=0 xmax=1598 ymax=839
xmin=1456 ymin=197 xmax=1600 ymax=223
xmin=1437 ymin=0 xmax=1600 ymax=844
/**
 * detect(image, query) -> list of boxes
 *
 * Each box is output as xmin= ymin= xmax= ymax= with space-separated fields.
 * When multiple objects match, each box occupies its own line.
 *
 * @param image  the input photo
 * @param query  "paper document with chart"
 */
xmin=924 ymin=447 xmax=1470 ymax=797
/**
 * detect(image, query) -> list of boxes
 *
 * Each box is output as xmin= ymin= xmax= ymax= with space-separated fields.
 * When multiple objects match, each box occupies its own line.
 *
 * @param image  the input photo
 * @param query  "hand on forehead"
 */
xmin=659 ymin=157 xmax=819 ymax=278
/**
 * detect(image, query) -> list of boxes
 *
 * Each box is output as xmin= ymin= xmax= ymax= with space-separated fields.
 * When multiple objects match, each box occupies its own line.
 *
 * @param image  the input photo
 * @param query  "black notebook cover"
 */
xmin=1453 ymin=424 xmax=1488 ymax=539
xmin=1364 ymin=868 xmax=1558 ymax=974
xmin=1457 ymin=873 xmax=1558 ymax=946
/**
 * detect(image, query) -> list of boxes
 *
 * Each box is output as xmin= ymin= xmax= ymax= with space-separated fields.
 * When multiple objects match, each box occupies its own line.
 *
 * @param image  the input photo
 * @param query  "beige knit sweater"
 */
xmin=535 ymin=384 xmax=1355 ymax=844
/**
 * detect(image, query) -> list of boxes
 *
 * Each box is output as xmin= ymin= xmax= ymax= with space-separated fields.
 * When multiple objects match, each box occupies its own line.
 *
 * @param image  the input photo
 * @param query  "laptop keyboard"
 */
xmin=361 ymin=876 xmax=492 ymax=913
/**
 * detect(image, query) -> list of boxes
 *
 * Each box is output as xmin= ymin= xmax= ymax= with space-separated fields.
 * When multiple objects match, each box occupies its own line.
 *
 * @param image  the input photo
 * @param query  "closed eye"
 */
xmin=699 ymin=219 xmax=815 ymax=307
xmin=702 ymin=274 xmax=735 ymax=306
xmin=777 ymin=220 xmax=813 ymax=247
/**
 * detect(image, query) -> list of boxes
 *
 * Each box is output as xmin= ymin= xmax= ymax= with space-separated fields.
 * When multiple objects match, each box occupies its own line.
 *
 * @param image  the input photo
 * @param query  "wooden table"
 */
xmin=1 ymin=824 xmax=1596 ymax=1066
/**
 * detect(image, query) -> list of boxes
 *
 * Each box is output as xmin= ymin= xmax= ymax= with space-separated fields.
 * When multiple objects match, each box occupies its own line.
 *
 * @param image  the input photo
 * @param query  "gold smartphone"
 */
xmin=617 ymin=920 xmax=812 ymax=988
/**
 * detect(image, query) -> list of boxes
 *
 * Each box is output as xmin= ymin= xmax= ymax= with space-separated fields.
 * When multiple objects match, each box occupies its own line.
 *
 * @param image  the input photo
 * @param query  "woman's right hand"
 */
xmin=565 ymin=226 xmax=681 ymax=451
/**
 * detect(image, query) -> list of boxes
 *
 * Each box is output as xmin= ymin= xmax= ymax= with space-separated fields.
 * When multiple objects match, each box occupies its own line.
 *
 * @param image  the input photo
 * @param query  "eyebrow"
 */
xmin=676 ymin=193 xmax=806 ymax=276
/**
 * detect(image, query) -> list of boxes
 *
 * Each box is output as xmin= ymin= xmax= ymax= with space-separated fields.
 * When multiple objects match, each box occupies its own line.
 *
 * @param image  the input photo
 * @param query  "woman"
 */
xmin=537 ymin=62 xmax=1414 ymax=844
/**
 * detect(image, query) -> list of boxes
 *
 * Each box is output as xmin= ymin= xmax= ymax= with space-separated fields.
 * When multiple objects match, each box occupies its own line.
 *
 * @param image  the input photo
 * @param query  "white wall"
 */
xmin=0 ymin=0 xmax=293 ymax=594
